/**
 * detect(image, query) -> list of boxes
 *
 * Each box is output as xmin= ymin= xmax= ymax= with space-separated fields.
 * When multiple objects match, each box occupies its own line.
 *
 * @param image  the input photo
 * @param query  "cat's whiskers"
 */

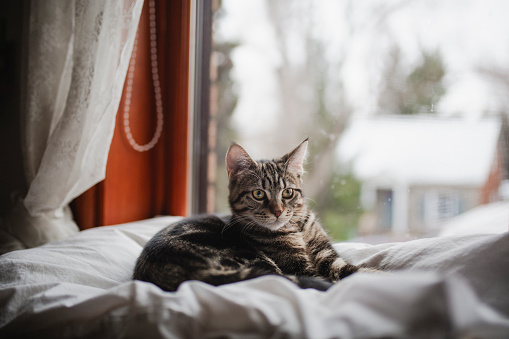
xmin=304 ymin=196 xmax=318 ymax=206
xmin=240 ymin=220 xmax=260 ymax=241
xmin=223 ymin=215 xmax=248 ymax=234
xmin=288 ymin=210 xmax=308 ymax=223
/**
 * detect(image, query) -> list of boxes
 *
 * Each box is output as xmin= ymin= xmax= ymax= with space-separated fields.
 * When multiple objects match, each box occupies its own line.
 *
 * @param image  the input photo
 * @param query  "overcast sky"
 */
xmin=215 ymin=0 xmax=509 ymax=138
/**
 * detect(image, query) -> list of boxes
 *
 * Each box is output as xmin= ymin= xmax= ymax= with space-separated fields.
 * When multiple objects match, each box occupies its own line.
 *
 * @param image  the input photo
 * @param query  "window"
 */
xmin=421 ymin=190 xmax=464 ymax=229
xmin=193 ymin=0 xmax=509 ymax=243
xmin=437 ymin=193 xmax=460 ymax=220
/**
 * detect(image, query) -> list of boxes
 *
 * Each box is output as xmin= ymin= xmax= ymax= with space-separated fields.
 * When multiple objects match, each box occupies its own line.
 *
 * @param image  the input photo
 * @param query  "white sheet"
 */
xmin=0 ymin=216 xmax=508 ymax=338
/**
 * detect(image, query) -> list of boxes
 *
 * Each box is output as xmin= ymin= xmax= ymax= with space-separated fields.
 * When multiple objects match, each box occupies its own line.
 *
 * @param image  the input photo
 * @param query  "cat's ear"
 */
xmin=284 ymin=138 xmax=308 ymax=177
xmin=226 ymin=142 xmax=256 ymax=178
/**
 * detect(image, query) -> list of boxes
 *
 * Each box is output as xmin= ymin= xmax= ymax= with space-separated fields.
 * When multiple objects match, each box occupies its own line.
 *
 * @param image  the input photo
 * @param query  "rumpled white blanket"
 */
xmin=0 ymin=216 xmax=508 ymax=338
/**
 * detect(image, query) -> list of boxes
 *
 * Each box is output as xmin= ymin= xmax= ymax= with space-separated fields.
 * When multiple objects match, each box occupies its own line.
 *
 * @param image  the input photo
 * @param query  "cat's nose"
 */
xmin=269 ymin=200 xmax=283 ymax=218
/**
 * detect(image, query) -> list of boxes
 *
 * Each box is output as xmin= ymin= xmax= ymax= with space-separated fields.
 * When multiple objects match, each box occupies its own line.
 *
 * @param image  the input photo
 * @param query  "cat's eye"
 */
xmin=252 ymin=190 xmax=265 ymax=200
xmin=282 ymin=189 xmax=294 ymax=199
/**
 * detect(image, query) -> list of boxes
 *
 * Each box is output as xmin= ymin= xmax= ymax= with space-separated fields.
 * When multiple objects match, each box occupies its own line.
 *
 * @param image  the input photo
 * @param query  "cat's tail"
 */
xmin=293 ymin=276 xmax=333 ymax=291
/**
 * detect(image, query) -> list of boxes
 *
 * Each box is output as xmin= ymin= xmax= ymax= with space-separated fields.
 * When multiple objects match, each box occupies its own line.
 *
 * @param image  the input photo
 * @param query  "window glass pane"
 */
xmin=208 ymin=0 xmax=509 ymax=243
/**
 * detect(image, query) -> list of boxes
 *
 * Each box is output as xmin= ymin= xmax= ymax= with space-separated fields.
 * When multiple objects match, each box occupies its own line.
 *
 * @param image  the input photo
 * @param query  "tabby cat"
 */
xmin=133 ymin=139 xmax=366 ymax=291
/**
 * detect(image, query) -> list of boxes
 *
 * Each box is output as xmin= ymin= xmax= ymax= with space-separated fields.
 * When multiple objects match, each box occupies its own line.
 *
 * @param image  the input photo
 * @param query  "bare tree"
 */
xmin=262 ymin=0 xmax=430 ymax=208
xmin=264 ymin=0 xmax=354 ymax=200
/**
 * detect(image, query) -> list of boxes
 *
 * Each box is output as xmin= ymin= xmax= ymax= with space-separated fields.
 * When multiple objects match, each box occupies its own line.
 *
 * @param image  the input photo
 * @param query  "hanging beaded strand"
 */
xmin=123 ymin=0 xmax=163 ymax=152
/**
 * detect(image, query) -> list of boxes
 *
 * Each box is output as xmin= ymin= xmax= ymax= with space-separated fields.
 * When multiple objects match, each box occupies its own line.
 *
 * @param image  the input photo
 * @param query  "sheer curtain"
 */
xmin=0 ymin=0 xmax=144 ymax=254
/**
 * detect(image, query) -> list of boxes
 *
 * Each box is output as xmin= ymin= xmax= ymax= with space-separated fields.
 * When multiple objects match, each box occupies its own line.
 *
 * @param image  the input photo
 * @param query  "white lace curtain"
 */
xmin=0 ymin=0 xmax=144 ymax=254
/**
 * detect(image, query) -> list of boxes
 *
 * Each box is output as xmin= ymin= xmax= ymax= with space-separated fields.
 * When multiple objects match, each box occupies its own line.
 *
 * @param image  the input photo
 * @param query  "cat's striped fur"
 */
xmin=133 ymin=139 xmax=360 ymax=291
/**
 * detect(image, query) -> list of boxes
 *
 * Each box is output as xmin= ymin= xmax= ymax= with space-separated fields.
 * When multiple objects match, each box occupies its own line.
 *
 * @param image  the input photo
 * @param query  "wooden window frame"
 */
xmin=191 ymin=0 xmax=213 ymax=215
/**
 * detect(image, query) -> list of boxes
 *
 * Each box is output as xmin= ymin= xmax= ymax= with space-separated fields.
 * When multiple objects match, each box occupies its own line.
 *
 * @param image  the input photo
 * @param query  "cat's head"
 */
xmin=226 ymin=139 xmax=308 ymax=231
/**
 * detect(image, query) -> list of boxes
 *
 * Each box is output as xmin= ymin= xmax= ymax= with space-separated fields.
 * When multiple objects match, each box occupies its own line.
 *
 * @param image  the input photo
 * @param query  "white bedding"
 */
xmin=0 ymin=216 xmax=508 ymax=338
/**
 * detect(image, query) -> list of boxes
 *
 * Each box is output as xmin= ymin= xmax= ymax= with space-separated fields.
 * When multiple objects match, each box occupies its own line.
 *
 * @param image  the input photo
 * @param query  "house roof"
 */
xmin=338 ymin=116 xmax=501 ymax=186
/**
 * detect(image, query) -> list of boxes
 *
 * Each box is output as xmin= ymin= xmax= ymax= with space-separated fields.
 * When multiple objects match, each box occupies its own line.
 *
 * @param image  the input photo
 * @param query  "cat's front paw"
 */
xmin=329 ymin=257 xmax=362 ymax=281
xmin=331 ymin=260 xmax=384 ymax=281
xmin=337 ymin=264 xmax=361 ymax=280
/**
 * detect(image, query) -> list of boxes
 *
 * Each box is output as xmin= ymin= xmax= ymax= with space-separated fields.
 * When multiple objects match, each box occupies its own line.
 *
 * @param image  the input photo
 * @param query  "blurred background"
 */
xmin=202 ymin=0 xmax=509 ymax=243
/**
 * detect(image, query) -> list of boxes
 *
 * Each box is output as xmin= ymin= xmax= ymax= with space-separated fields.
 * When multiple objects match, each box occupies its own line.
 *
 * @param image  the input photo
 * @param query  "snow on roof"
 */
xmin=338 ymin=116 xmax=501 ymax=186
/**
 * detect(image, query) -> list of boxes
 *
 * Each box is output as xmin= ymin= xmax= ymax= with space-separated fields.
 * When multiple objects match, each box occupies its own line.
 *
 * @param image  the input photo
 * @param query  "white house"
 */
xmin=338 ymin=115 xmax=503 ymax=236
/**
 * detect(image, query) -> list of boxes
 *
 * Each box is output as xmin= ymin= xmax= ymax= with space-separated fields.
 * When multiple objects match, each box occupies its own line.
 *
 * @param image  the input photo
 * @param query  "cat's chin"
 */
xmin=244 ymin=215 xmax=292 ymax=231
xmin=257 ymin=220 xmax=288 ymax=231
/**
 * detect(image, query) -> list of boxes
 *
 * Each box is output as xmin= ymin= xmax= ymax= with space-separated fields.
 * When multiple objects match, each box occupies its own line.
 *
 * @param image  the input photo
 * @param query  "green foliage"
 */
xmin=312 ymin=172 xmax=364 ymax=241
xmin=323 ymin=210 xmax=360 ymax=241
xmin=378 ymin=47 xmax=446 ymax=115
xmin=400 ymin=50 xmax=446 ymax=115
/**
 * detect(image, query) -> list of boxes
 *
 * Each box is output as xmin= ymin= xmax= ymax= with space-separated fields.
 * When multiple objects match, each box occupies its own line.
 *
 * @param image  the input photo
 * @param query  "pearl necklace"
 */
xmin=123 ymin=0 xmax=163 ymax=152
